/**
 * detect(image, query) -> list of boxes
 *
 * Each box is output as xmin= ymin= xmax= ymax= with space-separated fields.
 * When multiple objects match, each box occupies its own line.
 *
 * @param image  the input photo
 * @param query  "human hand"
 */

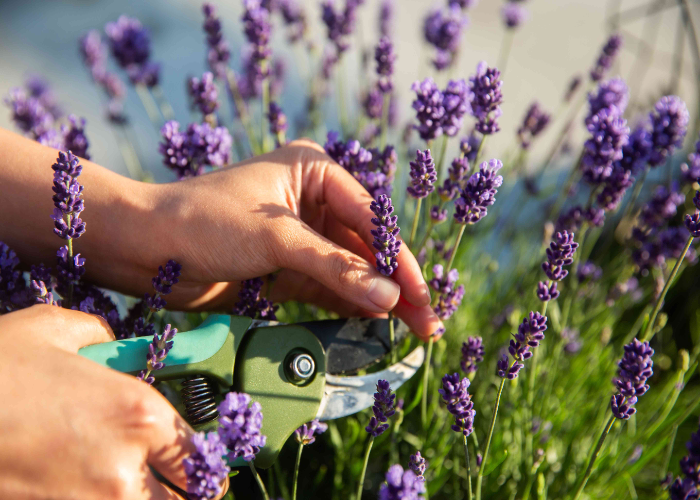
xmin=0 ymin=305 xmax=227 ymax=499
xmin=146 ymin=139 xmax=443 ymax=340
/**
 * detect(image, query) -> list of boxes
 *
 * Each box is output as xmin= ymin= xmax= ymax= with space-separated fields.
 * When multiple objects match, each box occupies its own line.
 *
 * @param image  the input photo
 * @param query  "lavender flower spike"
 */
xmin=610 ymin=338 xmax=654 ymax=419
xmin=442 ymin=79 xmax=471 ymax=136
xmin=233 ymin=277 xmax=278 ymax=320
xmin=407 ymin=149 xmax=437 ymax=198
xmin=295 ymin=419 xmax=328 ymax=445
xmin=184 ymin=432 xmax=230 ymax=500
xmin=366 ymin=379 xmax=396 ymax=437
xmin=202 ymin=3 xmax=231 ymax=78
xmin=648 ymin=95 xmax=689 ymax=167
xmin=136 ymin=324 xmax=178 ymax=385
xmin=581 ymin=108 xmax=630 ymax=185
xmin=408 ymin=452 xmax=427 ymax=481
xmin=267 ymin=102 xmax=288 ymax=147
xmin=517 ymin=102 xmax=551 ymax=150
xmin=378 ymin=464 xmax=426 ymax=500
xmin=502 ymin=3 xmax=528 ymax=29
xmin=454 ymin=159 xmax=503 ymax=224
xmin=104 ymin=15 xmax=151 ymax=68
xmin=590 ymin=34 xmax=622 ymax=82
xmin=242 ymin=0 xmax=272 ymax=70
xmin=468 ymin=62 xmax=503 ymax=135
xmin=542 ymin=230 xmax=579 ymax=282
xmin=669 ymin=419 xmax=700 ymax=499
xmin=370 ymin=195 xmax=401 ymax=276
xmin=188 ymin=72 xmax=219 ymax=117
xmin=375 ymin=36 xmax=395 ymax=93
xmin=218 ymin=391 xmax=267 ymax=461
xmin=461 ymin=336 xmax=485 ymax=373
xmin=411 ymin=78 xmax=445 ymax=141
xmin=508 ymin=311 xmax=547 ymax=363
xmin=51 ymin=151 xmax=86 ymax=241
xmin=439 ymin=373 xmax=476 ymax=436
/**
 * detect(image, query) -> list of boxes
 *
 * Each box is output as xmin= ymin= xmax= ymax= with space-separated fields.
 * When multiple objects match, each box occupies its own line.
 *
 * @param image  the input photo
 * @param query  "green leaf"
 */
xmin=482 ymin=449 xmax=508 ymax=476
xmin=228 ymin=470 xmax=240 ymax=477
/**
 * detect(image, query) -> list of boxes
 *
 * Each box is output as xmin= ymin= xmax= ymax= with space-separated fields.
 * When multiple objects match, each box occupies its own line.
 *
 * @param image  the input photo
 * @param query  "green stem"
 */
xmin=548 ymin=149 xmax=584 ymax=220
xmin=525 ymin=301 xmax=549 ymax=477
xmin=446 ymin=224 xmax=467 ymax=273
xmin=465 ymin=434 xmax=473 ymax=500
xmin=497 ymin=30 xmax=515 ymax=76
xmin=67 ymin=215 xmax=74 ymax=308
xmin=226 ymin=69 xmax=261 ymax=155
xmin=135 ymin=84 xmax=162 ymax=129
xmin=436 ymin=135 xmax=449 ymax=177
xmin=641 ymin=235 xmax=694 ymax=342
xmin=662 ymin=425 xmax=679 ymax=479
xmin=380 ymin=93 xmax=390 ymax=149
xmin=292 ymin=443 xmax=303 ymax=500
xmin=476 ymin=376 xmax=507 ymax=500
xmin=388 ymin=310 xmax=396 ymax=364
xmin=409 ymin=198 xmax=423 ymax=250
xmin=421 ymin=336 xmax=435 ymax=429
xmin=250 ymin=461 xmax=271 ymax=500
xmin=356 ymin=435 xmax=375 ymax=500
xmin=619 ymin=167 xmax=648 ymax=223
xmin=150 ymin=85 xmax=175 ymax=121
xmin=571 ymin=414 xmax=616 ymax=500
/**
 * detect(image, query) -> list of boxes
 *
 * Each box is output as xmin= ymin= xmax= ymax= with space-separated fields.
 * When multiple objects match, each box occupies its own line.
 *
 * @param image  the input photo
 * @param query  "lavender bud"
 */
xmin=461 ymin=336 xmax=485 ymax=373
xmin=411 ymin=78 xmax=445 ymax=141
xmin=454 ymin=159 xmax=503 ymax=224
xmin=407 ymin=149 xmax=437 ymax=198
xmin=469 ymin=62 xmax=503 ymax=135
xmin=295 ymin=419 xmax=328 ymax=445
xmin=375 ymin=36 xmax=395 ymax=93
xmin=501 ymin=3 xmax=528 ymax=28
xmin=610 ymin=338 xmax=654 ymax=419
xmin=366 ymin=379 xmax=396 ymax=437
xmin=218 ymin=392 xmax=267 ymax=461
xmin=184 ymin=432 xmax=230 ymax=500
xmin=536 ymin=281 xmax=559 ymax=302
xmin=188 ymin=72 xmax=219 ymax=116
xmin=379 ymin=464 xmax=426 ymax=499
xmin=408 ymin=452 xmax=427 ymax=481
xmin=590 ymin=34 xmax=622 ymax=82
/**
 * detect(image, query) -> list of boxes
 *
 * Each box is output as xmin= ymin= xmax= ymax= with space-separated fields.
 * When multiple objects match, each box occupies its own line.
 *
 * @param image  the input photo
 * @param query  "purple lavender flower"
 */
xmin=370 ymin=195 xmax=401 ymax=276
xmin=378 ymin=464 xmax=426 ymax=500
xmin=686 ymin=213 xmax=700 ymax=238
xmin=202 ymin=3 xmax=231 ymax=78
xmin=669 ymin=477 xmax=699 ymax=500
xmin=501 ymin=3 xmax=528 ymax=28
xmin=587 ymin=78 xmax=629 ymax=120
xmin=517 ymin=102 xmax=551 ymax=149
xmin=536 ymin=281 xmax=559 ymax=302
xmin=321 ymin=0 xmax=362 ymax=54
xmin=610 ymin=338 xmax=654 ymax=419
xmin=669 ymin=419 xmax=700 ymax=497
xmin=461 ymin=336 xmax=484 ymax=373
xmin=184 ymin=432 xmax=230 ymax=500
xmin=430 ymin=206 xmax=448 ymax=223
xmin=38 ymin=129 xmax=65 ymax=150
xmin=242 ymin=0 xmax=272 ymax=70
xmin=267 ymin=102 xmax=288 ymax=146
xmin=4 ymin=88 xmax=53 ymax=139
xmin=31 ymin=279 xmax=59 ymax=307
xmin=648 ymin=96 xmax=689 ymax=167
xmin=55 ymin=246 xmax=85 ymax=297
xmin=61 ymin=115 xmax=90 ymax=160
xmin=375 ymin=36 xmax=395 ymax=93
xmin=411 ymin=78 xmax=445 ymax=141
xmin=681 ymin=138 xmax=700 ymax=185
xmin=429 ymin=264 xmax=458 ymax=294
xmin=442 ymin=79 xmax=470 ymax=136
xmin=564 ymin=75 xmax=582 ymax=103
xmin=577 ymin=261 xmax=603 ymax=283
xmin=25 ymin=75 xmax=61 ymax=119
xmin=159 ymin=121 xmax=233 ymax=179
xmin=581 ymin=108 xmax=630 ymax=184
xmin=379 ymin=0 xmax=393 ymax=38
xmin=278 ymin=0 xmax=306 ymax=42
xmin=51 ymin=151 xmax=86 ymax=241
xmin=508 ymin=311 xmax=548 ymax=362
xmin=454 ymin=159 xmax=503 ymax=224
xmin=497 ymin=353 xmax=523 ymax=380
xmin=188 ymin=72 xmax=219 ymax=116
xmin=597 ymin=164 xmax=635 ymax=211
xmin=460 ymin=132 xmax=480 ymax=163
xmin=438 ymin=157 xmax=470 ymax=201
xmin=150 ymin=259 xmax=182 ymax=296
xmin=618 ymin=119 xmax=654 ymax=173
xmin=468 ymin=62 xmax=503 ymax=135
xmin=434 ymin=283 xmax=464 ymax=320
xmin=104 ymin=16 xmax=158 ymax=86
xmin=639 ymin=185 xmax=685 ymax=229
xmin=295 ymin=419 xmax=328 ymax=445
xmin=218 ymin=392 xmax=267 ymax=461
xmin=561 ymin=328 xmax=583 ymax=354
xmin=542 ymin=231 xmax=579 ymax=282
xmin=408 ymin=452 xmax=427 ymax=481
xmin=423 ymin=6 xmax=467 ymax=70
xmin=407 ymin=150 xmax=437 ymax=198
xmin=233 ymin=277 xmax=278 ymax=320
xmin=439 ymin=373 xmax=475 ymax=436
xmin=590 ymin=34 xmax=622 ymax=82
xmin=366 ymin=379 xmax=396 ymax=437
xmin=363 ymin=88 xmax=384 ymax=119
xmin=0 ymin=242 xmax=28 ymax=313
xmin=136 ymin=324 xmax=177 ymax=385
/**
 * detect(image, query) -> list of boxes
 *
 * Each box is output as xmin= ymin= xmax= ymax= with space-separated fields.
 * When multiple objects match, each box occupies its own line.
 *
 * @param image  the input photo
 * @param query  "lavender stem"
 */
xmin=571 ymin=414 xmax=616 ymax=500
xmin=445 ymin=224 xmax=466 ymax=273
xmin=226 ymin=68 xmax=262 ymax=155
xmin=525 ymin=300 xmax=549 ymax=478
xmin=292 ymin=442 xmax=303 ymax=500
xmin=249 ymin=461 xmax=270 ymax=500
xmin=475 ymin=374 xmax=508 ymax=500
xmin=421 ymin=336 xmax=435 ymax=430
xmin=497 ymin=30 xmax=514 ymax=77
xmin=380 ymin=93 xmax=390 ymax=149
xmin=409 ymin=198 xmax=423 ymax=249
xmin=356 ymin=435 xmax=375 ymax=500
xmin=150 ymin=85 xmax=175 ymax=120
xmin=640 ymin=235 xmax=694 ymax=342
xmin=464 ymin=434 xmax=473 ymax=500
xmin=134 ymin=84 xmax=162 ymax=128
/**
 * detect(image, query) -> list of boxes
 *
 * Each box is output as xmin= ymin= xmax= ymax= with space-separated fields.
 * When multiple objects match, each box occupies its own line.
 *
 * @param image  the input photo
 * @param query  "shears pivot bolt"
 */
xmin=287 ymin=353 xmax=315 ymax=384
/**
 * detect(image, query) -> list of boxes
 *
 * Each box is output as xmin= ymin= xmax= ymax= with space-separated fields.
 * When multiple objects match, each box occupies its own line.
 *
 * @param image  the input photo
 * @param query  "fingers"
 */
xmin=143 ymin=471 xmax=187 ymax=500
xmin=319 ymin=164 xmax=432 ymax=308
xmin=271 ymin=216 xmax=400 ymax=313
xmin=393 ymin=296 xmax=444 ymax=342
xmin=1 ymin=304 xmax=115 ymax=352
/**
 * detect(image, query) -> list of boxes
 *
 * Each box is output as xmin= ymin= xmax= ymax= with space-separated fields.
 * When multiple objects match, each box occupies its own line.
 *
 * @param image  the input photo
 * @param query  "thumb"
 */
xmin=8 ymin=304 xmax=115 ymax=353
xmin=272 ymin=218 xmax=401 ymax=313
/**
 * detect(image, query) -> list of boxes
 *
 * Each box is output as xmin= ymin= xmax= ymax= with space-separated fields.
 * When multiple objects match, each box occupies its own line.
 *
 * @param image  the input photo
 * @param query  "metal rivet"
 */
xmin=289 ymin=353 xmax=315 ymax=382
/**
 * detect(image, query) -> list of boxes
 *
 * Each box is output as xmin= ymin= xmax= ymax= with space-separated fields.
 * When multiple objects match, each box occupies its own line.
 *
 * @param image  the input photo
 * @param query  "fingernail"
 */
xmin=367 ymin=277 xmax=400 ymax=310
xmin=432 ymin=324 xmax=446 ymax=340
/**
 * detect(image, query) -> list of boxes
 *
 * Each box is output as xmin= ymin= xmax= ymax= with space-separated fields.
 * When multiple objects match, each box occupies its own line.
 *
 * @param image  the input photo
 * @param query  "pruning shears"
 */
xmin=78 ymin=315 xmax=425 ymax=468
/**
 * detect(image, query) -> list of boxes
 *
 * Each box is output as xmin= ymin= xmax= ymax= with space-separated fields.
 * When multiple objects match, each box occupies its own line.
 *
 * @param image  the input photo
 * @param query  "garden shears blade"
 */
xmin=77 ymin=314 xmax=424 ymax=468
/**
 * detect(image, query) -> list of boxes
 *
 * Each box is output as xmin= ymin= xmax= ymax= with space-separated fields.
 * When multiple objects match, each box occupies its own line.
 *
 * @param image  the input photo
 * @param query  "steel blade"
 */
xmin=297 ymin=318 xmax=409 ymax=375
xmin=315 ymin=346 xmax=425 ymax=421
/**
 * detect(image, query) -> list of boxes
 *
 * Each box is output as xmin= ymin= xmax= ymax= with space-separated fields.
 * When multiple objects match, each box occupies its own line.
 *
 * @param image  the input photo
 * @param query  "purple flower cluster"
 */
xmin=541 ymin=230 xmax=579 ymax=283
xmin=647 ymin=95 xmax=689 ymax=167
xmin=378 ymin=464 xmax=426 ymax=500
xmin=218 ymin=392 xmax=267 ymax=461
xmin=159 ymin=120 xmax=232 ymax=179
xmin=469 ymin=62 xmax=503 ymax=135
xmin=616 ymin=121 xmax=652 ymax=175
xmin=321 ymin=0 xmax=363 ymax=55
xmin=587 ymin=78 xmax=629 ymax=120
xmin=184 ymin=432 xmax=230 ymax=500
xmin=596 ymin=164 xmax=635 ymax=211
xmin=423 ymin=6 xmax=467 ymax=70
xmin=295 ymin=419 xmax=328 ymax=445
xmin=669 ymin=420 xmax=700 ymax=500
xmin=407 ymin=150 xmax=437 ymax=198
xmin=438 ymin=157 xmax=470 ymax=202
xmin=610 ymin=338 xmax=654 ymax=419
xmin=639 ymin=185 xmax=685 ymax=229
xmin=242 ymin=0 xmax=272 ymax=71
xmin=686 ymin=206 xmax=700 ymax=239
xmin=366 ymin=379 xmax=396 ymax=437
xmin=188 ymin=72 xmax=219 ymax=117
xmin=268 ymin=102 xmax=288 ymax=146
xmin=411 ymin=78 xmax=445 ymax=141
xmin=454 ymin=159 xmax=503 ymax=224
xmin=581 ymin=108 xmax=630 ymax=185
xmin=375 ymin=36 xmax=395 ymax=93
xmin=279 ymin=0 xmax=307 ymax=43
xmin=439 ymin=373 xmax=475 ymax=436
xmin=237 ymin=50 xmax=285 ymax=101
xmin=501 ymin=2 xmax=528 ymax=29
xmin=517 ymin=101 xmax=551 ymax=150
xmin=233 ymin=277 xmax=278 ymax=320
xmin=4 ymin=87 xmax=53 ymax=139
xmin=202 ymin=3 xmax=231 ymax=78
xmin=442 ymin=79 xmax=471 ymax=136
xmin=590 ymin=34 xmax=622 ymax=82
xmin=461 ymin=336 xmax=485 ymax=373
xmin=430 ymin=265 xmax=465 ymax=320
xmin=51 ymin=151 xmax=86 ymax=242
xmin=379 ymin=0 xmax=393 ymax=38
xmin=556 ymin=206 xmax=605 ymax=233
xmin=370 ymin=195 xmax=401 ymax=276
xmin=0 ymin=242 xmax=30 ymax=313
xmin=79 ymin=30 xmax=127 ymax=122
xmin=105 ymin=16 xmax=160 ymax=87
xmin=324 ymin=132 xmax=396 ymax=198
xmin=146 ymin=259 xmax=182 ymax=312
xmin=681 ymin=137 xmax=700 ymax=185
xmin=136 ymin=324 xmax=178 ymax=385
xmin=408 ymin=452 xmax=427 ymax=481
xmin=507 ymin=311 xmax=548 ymax=363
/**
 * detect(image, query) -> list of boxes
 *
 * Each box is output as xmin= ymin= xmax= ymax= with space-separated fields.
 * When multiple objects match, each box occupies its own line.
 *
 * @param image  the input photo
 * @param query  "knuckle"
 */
xmin=334 ymin=253 xmax=369 ymax=289
xmin=288 ymin=138 xmax=324 ymax=153
xmin=119 ymin=389 xmax=161 ymax=435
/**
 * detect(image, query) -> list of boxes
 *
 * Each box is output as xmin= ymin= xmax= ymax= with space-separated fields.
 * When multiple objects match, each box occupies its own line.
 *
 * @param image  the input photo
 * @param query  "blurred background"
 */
xmin=1 ymin=0 xmax=697 ymax=182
